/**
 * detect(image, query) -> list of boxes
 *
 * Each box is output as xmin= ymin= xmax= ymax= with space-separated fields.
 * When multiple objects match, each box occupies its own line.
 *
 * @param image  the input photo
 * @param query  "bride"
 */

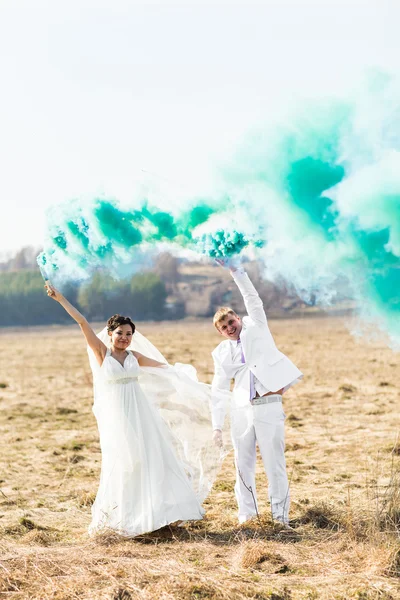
xmin=46 ymin=282 xmax=222 ymax=537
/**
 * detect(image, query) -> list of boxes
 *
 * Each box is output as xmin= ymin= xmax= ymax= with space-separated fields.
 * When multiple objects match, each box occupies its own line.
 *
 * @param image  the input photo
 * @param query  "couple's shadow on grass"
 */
xmin=94 ymin=503 xmax=344 ymax=547
xmin=103 ymin=522 xmax=303 ymax=546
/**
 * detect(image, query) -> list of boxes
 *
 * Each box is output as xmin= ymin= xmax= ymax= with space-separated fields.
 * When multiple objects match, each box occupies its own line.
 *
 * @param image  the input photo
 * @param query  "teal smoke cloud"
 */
xmin=39 ymin=72 xmax=400 ymax=348
xmin=219 ymin=76 xmax=400 ymax=348
xmin=37 ymin=196 xmax=260 ymax=282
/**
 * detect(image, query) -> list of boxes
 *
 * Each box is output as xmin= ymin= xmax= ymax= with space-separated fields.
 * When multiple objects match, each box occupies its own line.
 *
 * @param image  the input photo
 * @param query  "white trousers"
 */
xmin=231 ymin=397 xmax=290 ymax=524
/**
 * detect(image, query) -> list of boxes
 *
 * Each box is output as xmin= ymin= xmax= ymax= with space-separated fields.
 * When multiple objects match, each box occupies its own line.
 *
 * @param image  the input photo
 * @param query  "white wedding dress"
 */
xmin=88 ymin=330 xmax=228 ymax=537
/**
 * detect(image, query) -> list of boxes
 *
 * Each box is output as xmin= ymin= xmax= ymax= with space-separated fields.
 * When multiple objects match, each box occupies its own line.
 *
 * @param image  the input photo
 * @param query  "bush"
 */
xmin=77 ymin=273 xmax=131 ymax=321
xmin=77 ymin=271 xmax=167 ymax=321
xmin=0 ymin=271 xmax=76 ymax=326
xmin=130 ymin=272 xmax=168 ymax=319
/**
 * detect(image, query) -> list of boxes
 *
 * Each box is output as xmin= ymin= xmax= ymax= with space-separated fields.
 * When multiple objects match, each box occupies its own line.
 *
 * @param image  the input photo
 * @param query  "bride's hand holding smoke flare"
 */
xmin=45 ymin=283 xmax=63 ymax=302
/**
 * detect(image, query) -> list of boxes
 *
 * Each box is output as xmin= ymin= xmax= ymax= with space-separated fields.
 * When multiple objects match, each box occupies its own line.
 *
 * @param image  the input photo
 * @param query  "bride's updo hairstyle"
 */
xmin=107 ymin=314 xmax=136 ymax=334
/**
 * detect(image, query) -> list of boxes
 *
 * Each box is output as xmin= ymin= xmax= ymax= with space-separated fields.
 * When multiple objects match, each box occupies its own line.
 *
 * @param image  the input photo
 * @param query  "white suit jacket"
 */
xmin=211 ymin=269 xmax=303 ymax=430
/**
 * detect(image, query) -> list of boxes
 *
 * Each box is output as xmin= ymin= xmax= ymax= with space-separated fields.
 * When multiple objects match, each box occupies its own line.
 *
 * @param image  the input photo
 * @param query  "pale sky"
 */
xmin=0 ymin=0 xmax=398 ymax=255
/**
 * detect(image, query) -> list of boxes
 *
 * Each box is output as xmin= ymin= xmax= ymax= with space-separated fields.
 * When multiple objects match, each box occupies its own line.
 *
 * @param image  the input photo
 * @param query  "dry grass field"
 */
xmin=0 ymin=316 xmax=399 ymax=600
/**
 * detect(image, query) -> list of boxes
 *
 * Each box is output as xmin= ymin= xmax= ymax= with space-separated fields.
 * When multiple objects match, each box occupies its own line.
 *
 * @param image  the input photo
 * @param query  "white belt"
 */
xmin=107 ymin=377 xmax=138 ymax=385
xmin=251 ymin=394 xmax=282 ymax=406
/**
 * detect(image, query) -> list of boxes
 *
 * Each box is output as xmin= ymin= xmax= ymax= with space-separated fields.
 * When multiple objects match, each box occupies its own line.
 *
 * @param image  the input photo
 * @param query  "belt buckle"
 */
xmin=252 ymin=396 xmax=263 ymax=406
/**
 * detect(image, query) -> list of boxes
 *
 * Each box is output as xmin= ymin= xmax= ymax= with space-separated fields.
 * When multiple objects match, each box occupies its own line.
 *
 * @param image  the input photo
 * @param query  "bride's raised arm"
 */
xmin=45 ymin=283 xmax=107 ymax=365
xmin=131 ymin=350 xmax=166 ymax=368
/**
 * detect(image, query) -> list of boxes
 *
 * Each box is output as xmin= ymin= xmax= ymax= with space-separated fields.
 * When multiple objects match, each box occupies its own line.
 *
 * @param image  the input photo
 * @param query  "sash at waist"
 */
xmin=106 ymin=376 xmax=138 ymax=385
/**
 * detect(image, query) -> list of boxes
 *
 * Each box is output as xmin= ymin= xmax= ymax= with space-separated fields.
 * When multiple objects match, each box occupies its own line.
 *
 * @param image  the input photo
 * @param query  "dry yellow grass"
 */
xmin=0 ymin=316 xmax=399 ymax=599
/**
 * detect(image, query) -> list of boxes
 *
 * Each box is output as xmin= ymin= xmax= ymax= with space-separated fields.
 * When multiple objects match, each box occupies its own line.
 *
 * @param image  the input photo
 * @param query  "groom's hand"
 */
xmin=215 ymin=258 xmax=237 ymax=273
xmin=213 ymin=429 xmax=223 ymax=447
xmin=215 ymin=258 xmax=227 ymax=268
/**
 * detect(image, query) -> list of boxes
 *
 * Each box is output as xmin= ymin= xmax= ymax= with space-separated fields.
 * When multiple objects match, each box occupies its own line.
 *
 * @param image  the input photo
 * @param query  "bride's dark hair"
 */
xmin=107 ymin=314 xmax=136 ymax=334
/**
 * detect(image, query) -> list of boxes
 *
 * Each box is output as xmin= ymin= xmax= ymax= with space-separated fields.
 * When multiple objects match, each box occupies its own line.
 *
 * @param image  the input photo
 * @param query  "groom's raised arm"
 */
xmin=231 ymin=267 xmax=267 ymax=326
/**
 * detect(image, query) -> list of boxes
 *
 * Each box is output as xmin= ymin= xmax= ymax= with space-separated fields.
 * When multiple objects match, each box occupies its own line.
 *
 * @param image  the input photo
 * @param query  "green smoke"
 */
xmin=40 ymin=195 xmax=260 ymax=282
xmin=219 ymin=79 xmax=400 ymax=348
xmin=94 ymin=201 xmax=143 ymax=248
xmin=40 ymin=72 xmax=400 ymax=347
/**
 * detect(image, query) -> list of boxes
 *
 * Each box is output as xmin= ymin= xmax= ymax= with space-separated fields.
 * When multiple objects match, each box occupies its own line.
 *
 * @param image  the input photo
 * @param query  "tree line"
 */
xmin=0 ymin=270 xmax=168 ymax=327
xmin=0 ymin=246 xmax=316 ymax=327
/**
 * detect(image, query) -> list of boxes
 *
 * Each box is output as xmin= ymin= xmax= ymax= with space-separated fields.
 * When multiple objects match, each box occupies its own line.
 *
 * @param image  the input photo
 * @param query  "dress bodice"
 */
xmin=99 ymin=349 xmax=140 ymax=385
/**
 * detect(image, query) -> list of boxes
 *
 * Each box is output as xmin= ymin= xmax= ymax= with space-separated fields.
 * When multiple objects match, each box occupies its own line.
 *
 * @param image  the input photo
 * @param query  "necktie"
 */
xmin=237 ymin=337 xmax=255 ymax=402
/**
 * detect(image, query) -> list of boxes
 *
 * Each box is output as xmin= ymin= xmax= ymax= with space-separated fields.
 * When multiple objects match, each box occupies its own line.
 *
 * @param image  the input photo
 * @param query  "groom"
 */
xmin=210 ymin=262 xmax=302 ymax=525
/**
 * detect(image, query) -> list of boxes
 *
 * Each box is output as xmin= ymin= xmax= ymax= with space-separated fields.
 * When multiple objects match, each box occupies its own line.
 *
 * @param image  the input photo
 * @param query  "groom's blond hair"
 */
xmin=213 ymin=307 xmax=238 ymax=330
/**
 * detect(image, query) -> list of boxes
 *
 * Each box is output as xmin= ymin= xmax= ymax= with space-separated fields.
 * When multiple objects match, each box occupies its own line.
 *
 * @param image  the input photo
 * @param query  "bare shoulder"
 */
xmin=130 ymin=350 xmax=165 ymax=368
